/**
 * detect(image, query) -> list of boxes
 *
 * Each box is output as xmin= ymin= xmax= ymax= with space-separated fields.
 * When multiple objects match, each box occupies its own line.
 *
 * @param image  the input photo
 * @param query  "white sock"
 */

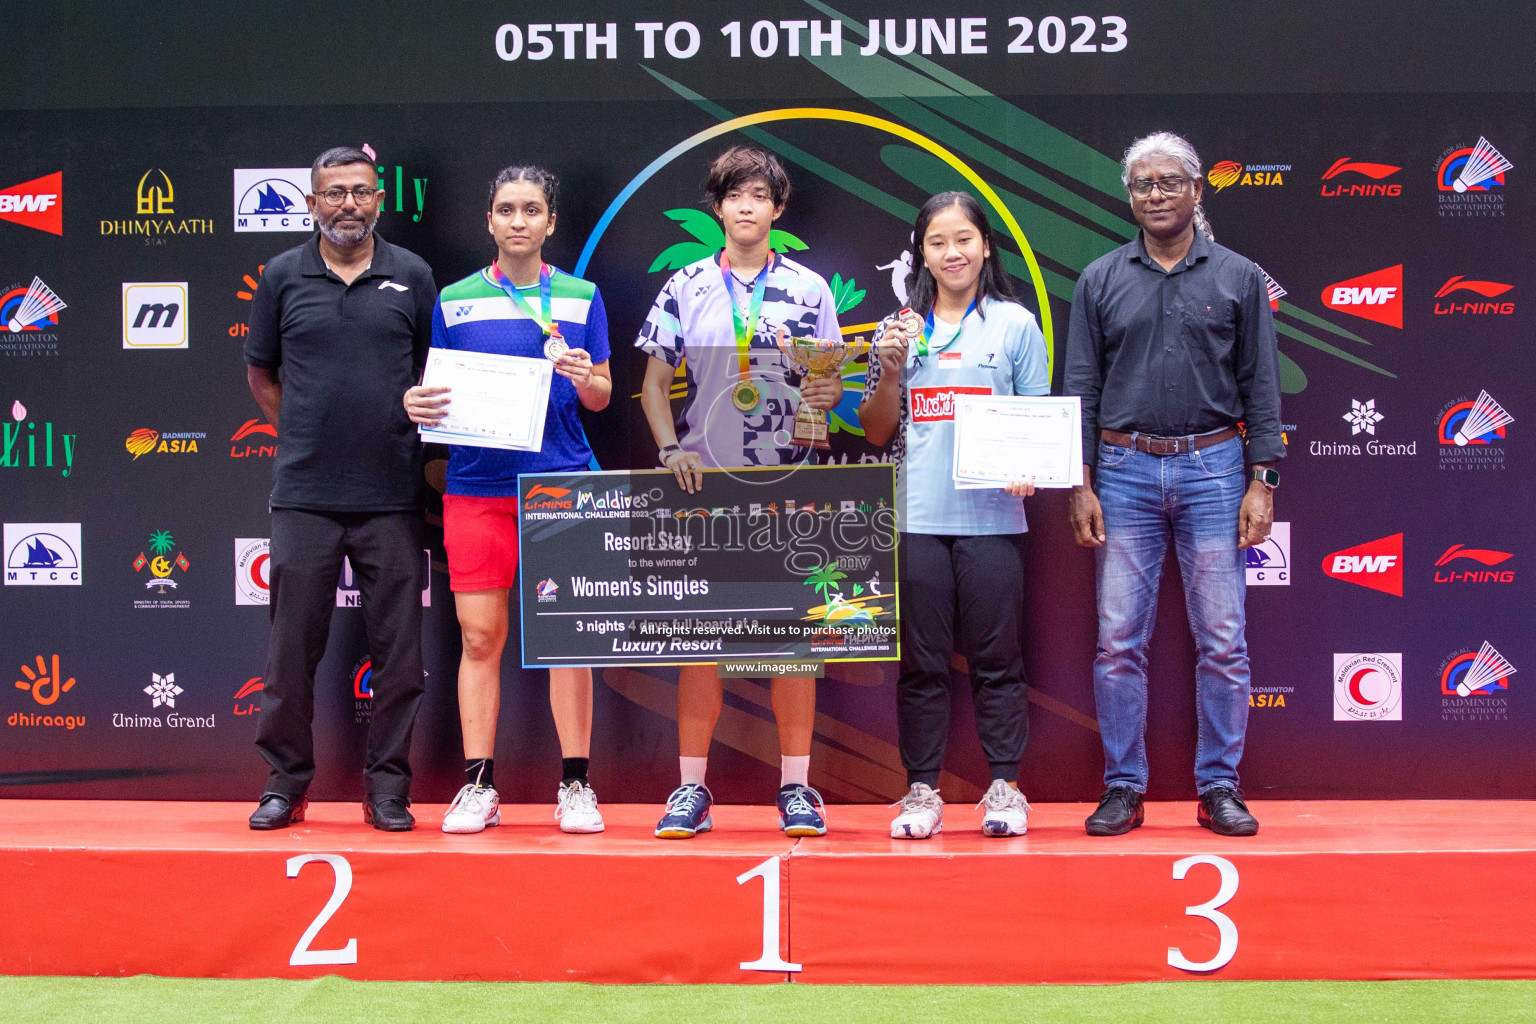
xmin=679 ymin=756 xmax=708 ymax=787
xmin=780 ymin=755 xmax=810 ymax=788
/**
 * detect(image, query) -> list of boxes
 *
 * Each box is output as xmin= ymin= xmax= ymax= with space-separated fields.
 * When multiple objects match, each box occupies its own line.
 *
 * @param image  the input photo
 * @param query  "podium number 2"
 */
xmin=286 ymin=854 xmax=359 ymax=966
xmin=736 ymin=856 xmax=801 ymax=972
xmin=1168 ymin=855 xmax=1239 ymax=972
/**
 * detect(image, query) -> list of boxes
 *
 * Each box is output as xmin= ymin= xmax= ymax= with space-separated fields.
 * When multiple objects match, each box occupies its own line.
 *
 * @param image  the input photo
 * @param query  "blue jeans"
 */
xmin=1092 ymin=435 xmax=1249 ymax=795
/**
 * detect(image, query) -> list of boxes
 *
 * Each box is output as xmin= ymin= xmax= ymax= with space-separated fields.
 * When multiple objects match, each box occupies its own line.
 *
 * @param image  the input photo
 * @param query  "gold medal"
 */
xmin=732 ymin=379 xmax=762 ymax=412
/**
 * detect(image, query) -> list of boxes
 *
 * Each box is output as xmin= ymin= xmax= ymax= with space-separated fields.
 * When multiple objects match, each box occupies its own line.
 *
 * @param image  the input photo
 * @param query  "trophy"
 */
xmin=776 ymin=330 xmax=868 ymax=449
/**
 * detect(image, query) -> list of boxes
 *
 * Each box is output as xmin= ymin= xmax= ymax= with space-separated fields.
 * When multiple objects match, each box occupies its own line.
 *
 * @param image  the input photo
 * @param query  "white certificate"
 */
xmin=417 ymin=347 xmax=552 ymax=452
xmin=952 ymin=395 xmax=1083 ymax=489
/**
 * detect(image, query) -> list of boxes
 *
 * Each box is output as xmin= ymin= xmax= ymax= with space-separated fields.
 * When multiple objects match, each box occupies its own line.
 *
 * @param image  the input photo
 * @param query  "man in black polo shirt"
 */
xmin=1065 ymin=131 xmax=1284 ymax=838
xmin=244 ymin=146 xmax=436 ymax=831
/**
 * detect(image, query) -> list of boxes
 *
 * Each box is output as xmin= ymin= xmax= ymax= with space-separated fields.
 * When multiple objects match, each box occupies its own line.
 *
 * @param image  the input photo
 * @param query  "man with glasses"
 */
xmin=1064 ymin=131 xmax=1284 ymax=838
xmin=244 ymin=146 xmax=436 ymax=831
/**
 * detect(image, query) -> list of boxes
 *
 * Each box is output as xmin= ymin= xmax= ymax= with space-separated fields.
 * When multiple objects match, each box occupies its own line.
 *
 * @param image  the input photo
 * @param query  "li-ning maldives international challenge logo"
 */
xmin=1435 ymin=389 xmax=1513 ymax=471
xmin=1440 ymin=641 xmax=1515 ymax=722
xmin=1437 ymin=137 xmax=1512 ymax=218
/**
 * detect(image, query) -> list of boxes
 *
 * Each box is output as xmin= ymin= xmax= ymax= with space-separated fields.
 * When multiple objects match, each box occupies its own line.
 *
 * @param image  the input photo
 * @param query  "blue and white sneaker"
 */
xmin=777 ymin=783 xmax=827 ymax=837
xmin=655 ymin=783 xmax=713 ymax=839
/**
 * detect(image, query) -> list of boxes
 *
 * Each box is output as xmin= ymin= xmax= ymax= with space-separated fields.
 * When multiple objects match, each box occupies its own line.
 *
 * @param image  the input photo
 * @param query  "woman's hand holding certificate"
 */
xmin=952 ymin=395 xmax=1083 ymax=490
xmin=407 ymin=348 xmax=553 ymax=452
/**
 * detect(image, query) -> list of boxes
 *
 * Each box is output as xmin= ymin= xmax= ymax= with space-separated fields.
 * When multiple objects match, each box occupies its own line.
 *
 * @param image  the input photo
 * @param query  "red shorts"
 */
xmin=443 ymin=493 xmax=521 ymax=592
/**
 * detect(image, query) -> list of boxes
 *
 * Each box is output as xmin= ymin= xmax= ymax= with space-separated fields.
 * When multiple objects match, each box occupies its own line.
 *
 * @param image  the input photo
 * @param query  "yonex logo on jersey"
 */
xmin=454 ymin=304 xmax=472 ymax=317
xmin=910 ymin=386 xmax=992 ymax=423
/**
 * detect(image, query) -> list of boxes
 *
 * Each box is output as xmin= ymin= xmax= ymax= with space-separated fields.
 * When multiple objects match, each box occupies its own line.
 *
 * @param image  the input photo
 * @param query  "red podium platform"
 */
xmin=2 ymin=800 xmax=1533 ymax=984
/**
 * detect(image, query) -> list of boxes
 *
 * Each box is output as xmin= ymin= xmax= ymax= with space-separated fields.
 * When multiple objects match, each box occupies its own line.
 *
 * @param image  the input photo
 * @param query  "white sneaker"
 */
xmin=890 ymin=782 xmax=943 ymax=839
xmin=979 ymin=779 xmax=1030 ymax=836
xmin=442 ymin=784 xmax=500 ymax=834
xmin=555 ymin=780 xmax=605 ymax=833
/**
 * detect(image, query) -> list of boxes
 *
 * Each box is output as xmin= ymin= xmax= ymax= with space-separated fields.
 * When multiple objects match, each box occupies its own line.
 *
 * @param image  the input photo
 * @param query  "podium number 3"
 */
xmin=286 ymin=854 xmax=359 ymax=966
xmin=1168 ymin=854 xmax=1239 ymax=972
xmin=736 ymin=856 xmax=801 ymax=972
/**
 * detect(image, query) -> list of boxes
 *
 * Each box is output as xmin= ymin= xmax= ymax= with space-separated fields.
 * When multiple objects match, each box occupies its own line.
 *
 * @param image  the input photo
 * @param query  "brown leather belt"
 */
xmin=1100 ymin=425 xmax=1239 ymax=455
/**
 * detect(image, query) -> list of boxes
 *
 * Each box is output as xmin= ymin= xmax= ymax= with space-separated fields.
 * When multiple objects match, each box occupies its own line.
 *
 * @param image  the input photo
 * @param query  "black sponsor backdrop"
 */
xmin=0 ymin=1 xmax=1532 ymax=803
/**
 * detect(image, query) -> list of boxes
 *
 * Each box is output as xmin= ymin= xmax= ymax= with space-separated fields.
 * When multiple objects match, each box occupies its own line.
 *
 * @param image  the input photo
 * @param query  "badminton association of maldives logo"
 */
xmin=0 ymin=276 xmax=66 ymax=357
xmin=1435 ymin=389 xmax=1512 ymax=471
xmin=1437 ymin=136 xmax=1511 ymax=218
xmin=1440 ymin=641 xmax=1514 ymax=722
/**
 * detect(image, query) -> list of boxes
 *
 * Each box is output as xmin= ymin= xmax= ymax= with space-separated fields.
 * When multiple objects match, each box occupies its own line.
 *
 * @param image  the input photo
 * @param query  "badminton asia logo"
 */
xmin=1319 ymin=158 xmax=1402 ymax=198
xmin=1435 ymin=390 xmax=1512 ymax=471
xmin=0 ymin=276 xmax=66 ymax=357
xmin=1436 ymin=137 xmax=1512 ymax=218
xmin=125 ymin=427 xmax=205 ymax=459
xmin=1439 ymin=641 xmax=1515 ymax=723
xmin=1333 ymin=652 xmax=1403 ymax=722
xmin=1432 ymin=276 xmax=1513 ymax=317
xmin=1207 ymin=160 xmax=1289 ymax=190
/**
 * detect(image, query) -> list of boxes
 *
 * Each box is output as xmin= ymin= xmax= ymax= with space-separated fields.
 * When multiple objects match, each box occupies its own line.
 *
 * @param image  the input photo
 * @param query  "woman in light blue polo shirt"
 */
xmin=860 ymin=191 xmax=1049 ymax=840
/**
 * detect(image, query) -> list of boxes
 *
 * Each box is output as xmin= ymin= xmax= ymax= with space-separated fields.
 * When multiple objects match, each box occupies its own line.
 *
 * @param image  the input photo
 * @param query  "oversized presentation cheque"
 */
xmin=517 ymin=466 xmax=900 ymax=668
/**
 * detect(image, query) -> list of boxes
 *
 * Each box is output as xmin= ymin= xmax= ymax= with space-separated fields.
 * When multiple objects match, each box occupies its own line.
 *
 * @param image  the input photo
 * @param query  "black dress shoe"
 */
xmin=1198 ymin=788 xmax=1258 ymax=836
xmin=249 ymin=792 xmax=307 ymax=830
xmin=1085 ymin=786 xmax=1145 ymax=836
xmin=363 ymin=794 xmax=415 ymax=832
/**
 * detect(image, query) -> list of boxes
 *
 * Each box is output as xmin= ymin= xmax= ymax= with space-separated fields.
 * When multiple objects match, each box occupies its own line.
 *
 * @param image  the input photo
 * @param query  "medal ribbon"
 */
xmin=490 ymin=262 xmax=554 ymax=336
xmin=719 ymin=251 xmax=773 ymax=386
xmin=918 ymin=299 xmax=977 ymax=357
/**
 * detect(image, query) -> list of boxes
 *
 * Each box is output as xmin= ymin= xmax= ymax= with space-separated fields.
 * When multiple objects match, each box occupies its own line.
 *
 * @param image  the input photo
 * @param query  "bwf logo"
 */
xmin=122 ymin=283 xmax=188 ymax=349
xmin=1322 ymin=533 xmax=1403 ymax=596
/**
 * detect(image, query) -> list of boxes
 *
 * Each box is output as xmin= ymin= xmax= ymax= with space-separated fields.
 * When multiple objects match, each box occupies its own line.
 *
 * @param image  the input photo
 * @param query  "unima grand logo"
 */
xmin=1432 ymin=276 xmax=1513 ymax=317
xmin=4 ymin=522 xmax=82 ymax=586
xmin=0 ymin=172 xmax=62 ymax=235
xmin=1436 ymin=137 xmax=1511 ymax=218
xmin=1245 ymin=521 xmax=1289 ymax=585
xmin=1322 ymin=533 xmax=1402 ymax=596
xmin=1321 ymin=265 xmax=1402 ymax=328
xmin=233 ymin=169 xmax=312 ymax=232
xmin=1312 ymin=397 xmax=1415 ymax=458
xmin=1440 ymin=641 xmax=1514 ymax=722
xmin=1 ymin=276 xmax=66 ymax=357
xmin=1319 ymin=158 xmax=1401 ymax=198
xmin=1333 ymin=652 xmax=1403 ymax=722
xmin=234 ymin=537 xmax=270 ymax=605
xmin=122 ymin=282 xmax=189 ymax=348
xmin=1435 ymin=389 xmax=1512 ymax=471
xmin=909 ymin=386 xmax=991 ymax=423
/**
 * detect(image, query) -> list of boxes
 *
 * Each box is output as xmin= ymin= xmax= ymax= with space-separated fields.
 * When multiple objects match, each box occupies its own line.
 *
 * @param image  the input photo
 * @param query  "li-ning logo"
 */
xmin=1322 ymin=533 xmax=1403 ymax=596
xmin=1320 ymin=159 xmax=1402 ymax=197
xmin=910 ymin=386 xmax=991 ymax=423
xmin=1322 ymin=265 xmax=1402 ymax=328
xmin=1432 ymin=276 xmax=1513 ymax=316
xmin=0 ymin=172 xmax=63 ymax=235
xmin=1433 ymin=544 xmax=1514 ymax=584
xmin=233 ymin=676 xmax=263 ymax=715
xmin=230 ymin=418 xmax=277 ymax=459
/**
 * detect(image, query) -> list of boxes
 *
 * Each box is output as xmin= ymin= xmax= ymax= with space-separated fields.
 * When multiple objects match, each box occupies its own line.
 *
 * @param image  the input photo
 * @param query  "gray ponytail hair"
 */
xmin=1121 ymin=131 xmax=1214 ymax=241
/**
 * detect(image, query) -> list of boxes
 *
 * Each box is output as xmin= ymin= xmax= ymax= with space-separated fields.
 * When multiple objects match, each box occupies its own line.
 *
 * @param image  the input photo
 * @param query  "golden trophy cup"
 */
xmin=776 ymin=330 xmax=868 ymax=450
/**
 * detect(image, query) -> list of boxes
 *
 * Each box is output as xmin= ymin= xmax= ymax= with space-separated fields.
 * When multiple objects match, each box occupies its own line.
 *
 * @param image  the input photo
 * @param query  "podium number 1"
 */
xmin=1167 ymin=854 xmax=1239 ymax=972
xmin=286 ymin=854 xmax=359 ymax=966
xmin=736 ymin=856 xmax=801 ymax=972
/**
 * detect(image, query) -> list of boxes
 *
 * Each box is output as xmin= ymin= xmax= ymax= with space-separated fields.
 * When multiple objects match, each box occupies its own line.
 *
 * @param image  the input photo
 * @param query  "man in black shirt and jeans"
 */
xmin=1065 ymin=131 xmax=1284 ymax=838
xmin=244 ymin=147 xmax=436 ymax=831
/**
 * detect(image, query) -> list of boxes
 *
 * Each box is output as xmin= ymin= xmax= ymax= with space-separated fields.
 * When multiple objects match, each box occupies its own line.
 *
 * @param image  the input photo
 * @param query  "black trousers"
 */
xmin=255 ymin=508 xmax=425 ymax=799
xmin=897 ymin=532 xmax=1029 ymax=787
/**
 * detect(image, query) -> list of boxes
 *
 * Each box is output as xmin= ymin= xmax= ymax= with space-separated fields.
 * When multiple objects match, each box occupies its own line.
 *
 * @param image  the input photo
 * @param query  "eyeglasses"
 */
xmin=315 ymin=186 xmax=379 ymax=206
xmin=1129 ymin=176 xmax=1192 ymax=198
